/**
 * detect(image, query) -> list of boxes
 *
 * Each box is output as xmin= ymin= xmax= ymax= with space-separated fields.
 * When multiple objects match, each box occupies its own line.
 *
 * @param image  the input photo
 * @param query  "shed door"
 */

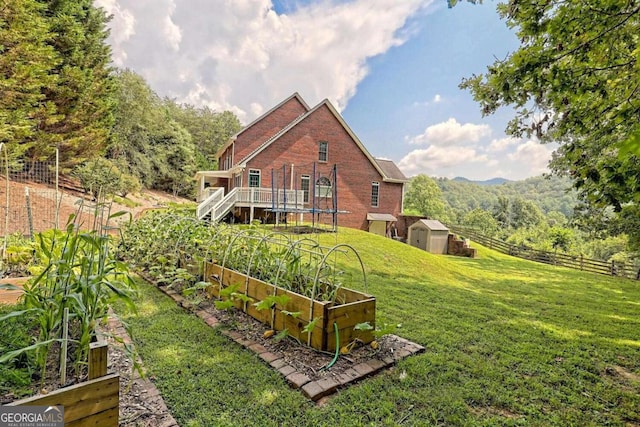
xmin=411 ymin=227 xmax=427 ymax=249
xmin=369 ymin=220 xmax=386 ymax=236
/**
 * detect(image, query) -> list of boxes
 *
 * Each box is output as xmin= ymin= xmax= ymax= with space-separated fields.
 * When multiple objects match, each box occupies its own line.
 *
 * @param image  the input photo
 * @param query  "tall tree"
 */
xmin=163 ymin=101 xmax=241 ymax=170
xmin=462 ymin=208 xmax=498 ymax=236
xmin=108 ymin=69 xmax=163 ymax=184
xmin=511 ymin=198 xmax=544 ymax=229
xmin=108 ymin=70 xmax=199 ymax=197
xmin=36 ymin=0 xmax=115 ymax=167
xmin=459 ymin=0 xmax=640 ymax=247
xmin=0 ymin=0 xmax=58 ymax=164
xmin=404 ymin=175 xmax=449 ymax=221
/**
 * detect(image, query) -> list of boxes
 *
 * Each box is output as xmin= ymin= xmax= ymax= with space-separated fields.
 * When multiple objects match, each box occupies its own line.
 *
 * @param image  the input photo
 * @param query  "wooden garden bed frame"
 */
xmin=204 ymin=261 xmax=375 ymax=352
xmin=6 ymin=341 xmax=119 ymax=426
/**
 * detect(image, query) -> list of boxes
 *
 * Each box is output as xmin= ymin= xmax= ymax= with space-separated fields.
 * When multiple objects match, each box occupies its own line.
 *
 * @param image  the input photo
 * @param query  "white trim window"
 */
xmin=319 ymin=141 xmax=328 ymax=162
xmin=316 ymin=176 xmax=332 ymax=198
xmin=371 ymin=181 xmax=380 ymax=207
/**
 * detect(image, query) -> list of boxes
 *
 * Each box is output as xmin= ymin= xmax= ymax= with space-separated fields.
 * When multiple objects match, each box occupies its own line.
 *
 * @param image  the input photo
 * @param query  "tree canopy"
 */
xmin=458 ymin=0 xmax=640 ymax=248
xmin=0 ymin=0 xmax=114 ymax=169
xmin=108 ymin=69 xmax=241 ymax=197
xmin=0 ymin=0 xmax=58 ymax=164
xmin=404 ymin=174 xmax=453 ymax=222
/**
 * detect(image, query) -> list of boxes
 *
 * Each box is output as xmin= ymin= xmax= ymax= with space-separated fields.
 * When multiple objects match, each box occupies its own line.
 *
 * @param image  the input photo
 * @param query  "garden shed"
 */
xmin=367 ymin=213 xmax=397 ymax=237
xmin=408 ymin=219 xmax=449 ymax=254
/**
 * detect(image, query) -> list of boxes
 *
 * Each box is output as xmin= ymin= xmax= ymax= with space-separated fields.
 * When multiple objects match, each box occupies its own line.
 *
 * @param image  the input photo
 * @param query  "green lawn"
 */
xmin=119 ymin=227 xmax=640 ymax=426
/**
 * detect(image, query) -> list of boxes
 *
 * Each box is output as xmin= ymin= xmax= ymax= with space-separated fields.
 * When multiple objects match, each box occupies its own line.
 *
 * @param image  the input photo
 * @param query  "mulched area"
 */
xmin=195 ymin=295 xmax=408 ymax=380
xmin=154 ymin=279 xmax=425 ymax=402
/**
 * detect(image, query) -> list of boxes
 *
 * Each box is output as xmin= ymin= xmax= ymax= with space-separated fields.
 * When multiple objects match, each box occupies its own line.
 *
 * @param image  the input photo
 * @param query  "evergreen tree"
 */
xmin=0 ymin=0 xmax=58 ymax=164
xmin=35 ymin=0 xmax=115 ymax=167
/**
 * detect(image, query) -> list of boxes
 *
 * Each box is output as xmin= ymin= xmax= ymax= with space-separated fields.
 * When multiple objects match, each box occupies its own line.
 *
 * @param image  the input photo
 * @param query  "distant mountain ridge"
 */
xmin=452 ymin=177 xmax=511 ymax=186
xmin=436 ymin=175 xmax=578 ymax=217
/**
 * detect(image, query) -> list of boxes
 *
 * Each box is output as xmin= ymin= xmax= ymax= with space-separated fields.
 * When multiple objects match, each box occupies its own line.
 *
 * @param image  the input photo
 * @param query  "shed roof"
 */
xmin=366 ymin=213 xmax=397 ymax=222
xmin=412 ymin=219 xmax=449 ymax=231
xmin=374 ymin=159 xmax=408 ymax=183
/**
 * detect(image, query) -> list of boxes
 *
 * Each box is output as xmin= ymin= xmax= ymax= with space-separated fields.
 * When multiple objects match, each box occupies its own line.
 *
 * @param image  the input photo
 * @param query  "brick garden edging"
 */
xmin=157 ymin=283 xmax=425 ymax=402
xmin=104 ymin=312 xmax=180 ymax=427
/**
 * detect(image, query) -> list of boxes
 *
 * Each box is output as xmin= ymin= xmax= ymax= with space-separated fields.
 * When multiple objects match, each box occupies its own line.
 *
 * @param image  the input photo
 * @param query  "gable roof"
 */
xmin=375 ymin=159 xmax=408 ymax=183
xmin=215 ymin=92 xmax=310 ymax=159
xmin=238 ymin=97 xmax=407 ymax=184
xmin=413 ymin=219 xmax=449 ymax=231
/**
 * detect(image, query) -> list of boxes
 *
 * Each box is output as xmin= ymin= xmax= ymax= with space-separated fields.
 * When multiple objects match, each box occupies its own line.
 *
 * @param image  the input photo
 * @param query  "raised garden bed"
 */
xmin=204 ymin=261 xmax=375 ymax=352
xmin=4 ymin=340 xmax=120 ymax=426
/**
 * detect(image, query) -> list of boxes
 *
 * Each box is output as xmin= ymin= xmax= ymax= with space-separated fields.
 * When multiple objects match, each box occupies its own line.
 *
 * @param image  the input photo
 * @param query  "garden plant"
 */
xmin=0 ymin=201 xmax=135 ymax=393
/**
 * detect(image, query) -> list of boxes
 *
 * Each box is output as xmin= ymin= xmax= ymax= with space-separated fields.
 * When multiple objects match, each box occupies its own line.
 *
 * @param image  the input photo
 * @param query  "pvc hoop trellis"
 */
xmin=135 ymin=213 xmax=369 ymax=348
xmin=210 ymin=228 xmax=367 ymax=346
xmin=243 ymin=231 xmax=292 ymax=311
xmin=269 ymin=237 xmax=326 ymax=328
xmin=307 ymin=243 xmax=367 ymax=346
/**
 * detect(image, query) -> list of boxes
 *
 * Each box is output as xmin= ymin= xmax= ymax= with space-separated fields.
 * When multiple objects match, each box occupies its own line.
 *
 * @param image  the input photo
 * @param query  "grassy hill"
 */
xmin=120 ymin=226 xmax=640 ymax=425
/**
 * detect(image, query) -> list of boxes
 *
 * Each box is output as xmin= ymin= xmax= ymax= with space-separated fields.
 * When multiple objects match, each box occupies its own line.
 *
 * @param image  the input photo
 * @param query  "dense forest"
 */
xmin=404 ymin=174 xmax=637 ymax=268
xmin=0 ymin=0 xmax=240 ymax=197
xmin=437 ymin=176 xmax=578 ymax=217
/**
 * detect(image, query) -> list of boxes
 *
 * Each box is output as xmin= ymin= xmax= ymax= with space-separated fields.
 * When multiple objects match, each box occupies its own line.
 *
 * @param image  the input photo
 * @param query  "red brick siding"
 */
xmin=243 ymin=104 xmax=404 ymax=230
xmin=231 ymin=97 xmax=308 ymax=165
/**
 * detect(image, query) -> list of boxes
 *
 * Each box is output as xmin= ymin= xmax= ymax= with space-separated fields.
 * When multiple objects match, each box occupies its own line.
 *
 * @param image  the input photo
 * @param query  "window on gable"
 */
xmin=248 ymin=169 xmax=260 ymax=188
xmin=301 ymin=175 xmax=310 ymax=203
xmin=316 ymin=176 xmax=332 ymax=198
xmin=371 ymin=181 xmax=380 ymax=207
xmin=319 ymin=141 xmax=328 ymax=162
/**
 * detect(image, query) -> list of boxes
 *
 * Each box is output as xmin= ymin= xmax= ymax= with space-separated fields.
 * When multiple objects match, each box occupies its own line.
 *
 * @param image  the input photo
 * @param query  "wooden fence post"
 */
xmin=88 ymin=341 xmax=108 ymax=380
xmin=611 ymin=260 xmax=616 ymax=276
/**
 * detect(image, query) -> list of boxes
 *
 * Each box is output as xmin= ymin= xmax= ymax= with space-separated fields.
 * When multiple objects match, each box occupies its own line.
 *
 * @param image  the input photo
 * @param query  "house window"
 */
xmin=301 ymin=175 xmax=310 ymax=203
xmin=319 ymin=141 xmax=328 ymax=162
xmin=248 ymin=169 xmax=260 ymax=187
xmin=234 ymin=173 xmax=241 ymax=188
xmin=371 ymin=181 xmax=380 ymax=207
xmin=316 ymin=176 xmax=332 ymax=198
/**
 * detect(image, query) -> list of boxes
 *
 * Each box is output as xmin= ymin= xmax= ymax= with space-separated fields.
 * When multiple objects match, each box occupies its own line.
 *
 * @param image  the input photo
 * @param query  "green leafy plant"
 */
xmin=214 ymin=283 xmax=253 ymax=310
xmin=253 ymin=294 xmax=290 ymax=311
xmin=302 ymin=316 xmax=321 ymax=335
xmin=0 ymin=209 xmax=136 ymax=385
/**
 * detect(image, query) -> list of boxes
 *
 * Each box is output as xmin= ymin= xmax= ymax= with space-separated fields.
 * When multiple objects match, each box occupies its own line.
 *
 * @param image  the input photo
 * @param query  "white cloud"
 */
xmin=97 ymin=0 xmax=431 ymax=121
xmin=409 ymin=118 xmax=491 ymax=146
xmin=487 ymin=136 xmax=519 ymax=152
xmin=398 ymin=145 xmax=489 ymax=176
xmin=163 ymin=1 xmax=182 ymax=52
xmin=95 ymin=0 xmax=135 ymax=65
xmin=432 ymin=94 xmax=441 ymax=103
xmin=508 ymin=140 xmax=553 ymax=175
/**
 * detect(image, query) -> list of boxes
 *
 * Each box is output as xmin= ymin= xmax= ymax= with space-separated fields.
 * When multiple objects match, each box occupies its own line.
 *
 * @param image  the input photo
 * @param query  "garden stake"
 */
xmin=60 ymin=307 xmax=69 ymax=385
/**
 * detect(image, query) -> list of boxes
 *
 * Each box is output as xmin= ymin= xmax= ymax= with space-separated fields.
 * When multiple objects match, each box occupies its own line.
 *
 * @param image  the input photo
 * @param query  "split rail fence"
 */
xmin=449 ymin=225 xmax=640 ymax=280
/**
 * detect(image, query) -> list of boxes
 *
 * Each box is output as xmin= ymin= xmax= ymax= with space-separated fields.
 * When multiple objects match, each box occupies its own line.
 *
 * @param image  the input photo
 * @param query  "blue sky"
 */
xmin=96 ymin=0 xmax=554 ymax=181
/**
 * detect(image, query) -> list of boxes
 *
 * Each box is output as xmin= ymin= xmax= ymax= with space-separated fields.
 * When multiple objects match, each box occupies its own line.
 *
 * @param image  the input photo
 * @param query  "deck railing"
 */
xmin=196 ymin=187 xmax=225 ymax=219
xmin=200 ymin=187 xmax=306 ymax=222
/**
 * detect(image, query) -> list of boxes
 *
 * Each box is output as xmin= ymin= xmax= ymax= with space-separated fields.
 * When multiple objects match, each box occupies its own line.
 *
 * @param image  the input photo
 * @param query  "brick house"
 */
xmin=195 ymin=93 xmax=408 ymax=234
